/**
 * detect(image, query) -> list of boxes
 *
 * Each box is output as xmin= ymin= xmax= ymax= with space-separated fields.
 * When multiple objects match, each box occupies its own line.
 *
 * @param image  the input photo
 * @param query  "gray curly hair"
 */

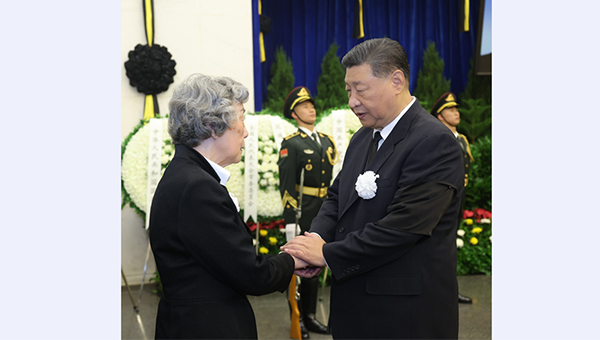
xmin=168 ymin=73 xmax=249 ymax=148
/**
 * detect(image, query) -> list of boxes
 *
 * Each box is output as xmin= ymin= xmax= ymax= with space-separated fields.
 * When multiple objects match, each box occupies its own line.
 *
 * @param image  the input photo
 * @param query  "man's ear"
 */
xmin=291 ymin=111 xmax=297 ymax=120
xmin=436 ymin=113 xmax=445 ymax=122
xmin=390 ymin=70 xmax=406 ymax=92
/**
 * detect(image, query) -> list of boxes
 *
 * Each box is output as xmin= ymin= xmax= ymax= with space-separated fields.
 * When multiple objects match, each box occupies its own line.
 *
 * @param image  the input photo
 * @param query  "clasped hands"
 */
xmin=282 ymin=232 xmax=326 ymax=278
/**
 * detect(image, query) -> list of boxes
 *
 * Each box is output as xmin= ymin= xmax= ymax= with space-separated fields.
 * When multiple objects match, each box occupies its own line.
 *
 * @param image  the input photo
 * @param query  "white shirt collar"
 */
xmin=374 ymin=96 xmax=417 ymax=141
xmin=299 ymin=126 xmax=316 ymax=136
xmin=205 ymin=158 xmax=231 ymax=185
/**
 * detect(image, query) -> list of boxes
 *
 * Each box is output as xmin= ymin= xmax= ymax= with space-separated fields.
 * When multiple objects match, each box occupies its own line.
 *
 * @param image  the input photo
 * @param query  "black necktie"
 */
xmin=457 ymin=135 xmax=466 ymax=153
xmin=312 ymin=132 xmax=321 ymax=150
xmin=366 ymin=131 xmax=382 ymax=166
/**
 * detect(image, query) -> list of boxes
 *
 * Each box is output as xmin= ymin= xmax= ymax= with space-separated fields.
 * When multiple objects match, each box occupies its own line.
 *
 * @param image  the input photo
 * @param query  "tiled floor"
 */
xmin=122 ymin=275 xmax=491 ymax=339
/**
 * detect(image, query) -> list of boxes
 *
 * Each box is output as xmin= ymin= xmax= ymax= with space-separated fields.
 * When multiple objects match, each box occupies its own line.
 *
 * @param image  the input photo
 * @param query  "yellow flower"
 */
xmin=259 ymin=246 xmax=269 ymax=254
xmin=259 ymin=229 xmax=268 ymax=237
xmin=269 ymin=237 xmax=278 ymax=245
xmin=470 ymin=237 xmax=478 ymax=245
xmin=465 ymin=219 xmax=474 ymax=225
xmin=472 ymin=227 xmax=483 ymax=234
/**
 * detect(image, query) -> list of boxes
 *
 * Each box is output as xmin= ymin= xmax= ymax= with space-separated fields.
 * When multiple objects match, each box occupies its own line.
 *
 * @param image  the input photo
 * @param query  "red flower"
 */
xmin=473 ymin=208 xmax=492 ymax=222
xmin=462 ymin=210 xmax=474 ymax=219
xmin=247 ymin=222 xmax=257 ymax=232
xmin=261 ymin=221 xmax=275 ymax=230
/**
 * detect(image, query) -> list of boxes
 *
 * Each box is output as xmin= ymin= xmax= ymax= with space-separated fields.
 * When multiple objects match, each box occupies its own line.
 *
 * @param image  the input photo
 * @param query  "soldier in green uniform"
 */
xmin=431 ymin=91 xmax=475 ymax=304
xmin=278 ymin=86 xmax=337 ymax=337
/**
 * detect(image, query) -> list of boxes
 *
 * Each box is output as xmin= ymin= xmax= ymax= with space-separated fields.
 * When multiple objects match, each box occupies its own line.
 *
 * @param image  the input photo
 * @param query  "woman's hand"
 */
xmin=291 ymin=254 xmax=309 ymax=269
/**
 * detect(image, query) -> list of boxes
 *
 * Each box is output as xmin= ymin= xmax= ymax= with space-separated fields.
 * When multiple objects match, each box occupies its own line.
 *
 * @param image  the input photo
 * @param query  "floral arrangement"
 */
xmin=121 ymin=117 xmax=174 ymax=219
xmin=247 ymin=219 xmax=287 ymax=255
xmin=456 ymin=208 xmax=492 ymax=276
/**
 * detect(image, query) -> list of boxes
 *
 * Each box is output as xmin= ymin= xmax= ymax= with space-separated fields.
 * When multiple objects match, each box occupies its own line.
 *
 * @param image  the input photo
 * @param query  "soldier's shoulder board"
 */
xmin=283 ymin=131 xmax=300 ymax=140
xmin=319 ymin=132 xmax=334 ymax=141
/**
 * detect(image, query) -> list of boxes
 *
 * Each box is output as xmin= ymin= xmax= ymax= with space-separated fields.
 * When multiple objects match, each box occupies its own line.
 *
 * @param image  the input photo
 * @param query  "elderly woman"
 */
xmin=149 ymin=73 xmax=305 ymax=339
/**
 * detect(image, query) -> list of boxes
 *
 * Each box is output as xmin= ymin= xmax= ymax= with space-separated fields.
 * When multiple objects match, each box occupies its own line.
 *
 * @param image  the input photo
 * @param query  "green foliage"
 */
xmin=456 ymin=218 xmax=492 ymax=275
xmin=315 ymin=42 xmax=347 ymax=114
xmin=460 ymin=57 xmax=492 ymax=106
xmin=264 ymin=46 xmax=295 ymax=113
xmin=412 ymin=41 xmax=451 ymax=110
xmin=458 ymin=57 xmax=492 ymax=142
xmin=464 ymin=136 xmax=492 ymax=212
xmin=457 ymin=98 xmax=491 ymax=143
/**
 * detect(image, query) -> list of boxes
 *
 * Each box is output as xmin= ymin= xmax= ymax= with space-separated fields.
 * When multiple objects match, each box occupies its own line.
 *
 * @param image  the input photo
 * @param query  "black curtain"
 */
xmin=253 ymin=0 xmax=480 ymax=112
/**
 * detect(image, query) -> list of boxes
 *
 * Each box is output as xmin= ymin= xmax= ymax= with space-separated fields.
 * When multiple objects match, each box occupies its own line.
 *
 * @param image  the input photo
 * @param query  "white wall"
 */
xmin=121 ymin=0 xmax=256 ymax=285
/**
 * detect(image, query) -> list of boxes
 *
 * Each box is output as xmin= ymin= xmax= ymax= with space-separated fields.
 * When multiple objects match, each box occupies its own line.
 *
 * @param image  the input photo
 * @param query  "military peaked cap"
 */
xmin=283 ymin=86 xmax=315 ymax=119
xmin=431 ymin=92 xmax=460 ymax=116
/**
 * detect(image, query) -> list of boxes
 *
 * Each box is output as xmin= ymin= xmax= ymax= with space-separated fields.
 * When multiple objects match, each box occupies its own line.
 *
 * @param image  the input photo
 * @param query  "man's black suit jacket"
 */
xmin=310 ymin=99 xmax=463 ymax=339
xmin=149 ymin=144 xmax=294 ymax=339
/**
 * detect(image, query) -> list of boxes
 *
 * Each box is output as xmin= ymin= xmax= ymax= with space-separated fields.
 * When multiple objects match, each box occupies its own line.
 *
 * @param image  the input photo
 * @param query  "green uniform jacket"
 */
xmin=278 ymin=129 xmax=338 ymax=232
xmin=457 ymin=133 xmax=474 ymax=187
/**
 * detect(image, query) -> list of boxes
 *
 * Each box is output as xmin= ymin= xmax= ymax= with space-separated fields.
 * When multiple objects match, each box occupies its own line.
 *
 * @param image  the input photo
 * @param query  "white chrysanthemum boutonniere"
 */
xmin=355 ymin=171 xmax=380 ymax=200
xmin=229 ymin=193 xmax=240 ymax=212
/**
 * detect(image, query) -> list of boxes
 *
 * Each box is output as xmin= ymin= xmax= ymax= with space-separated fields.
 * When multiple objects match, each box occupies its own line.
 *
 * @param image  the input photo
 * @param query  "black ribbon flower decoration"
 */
xmin=124 ymin=43 xmax=176 ymax=95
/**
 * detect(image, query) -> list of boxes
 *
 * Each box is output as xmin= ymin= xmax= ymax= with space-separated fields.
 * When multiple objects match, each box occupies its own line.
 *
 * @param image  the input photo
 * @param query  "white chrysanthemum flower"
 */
xmin=480 ymin=218 xmax=491 ymax=224
xmin=258 ymin=189 xmax=284 ymax=217
xmin=457 ymin=229 xmax=466 ymax=237
xmin=456 ymin=238 xmax=464 ymax=248
xmin=263 ymin=146 xmax=274 ymax=155
xmin=355 ymin=171 xmax=379 ymax=199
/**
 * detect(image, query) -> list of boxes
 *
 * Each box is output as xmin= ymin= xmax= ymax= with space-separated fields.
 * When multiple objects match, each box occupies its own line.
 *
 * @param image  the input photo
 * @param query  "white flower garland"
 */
xmin=121 ymin=117 xmax=173 ymax=214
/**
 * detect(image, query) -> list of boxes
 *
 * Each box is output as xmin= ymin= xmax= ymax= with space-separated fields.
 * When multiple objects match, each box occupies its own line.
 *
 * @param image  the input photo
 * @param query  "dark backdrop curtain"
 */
xmin=253 ymin=0 xmax=480 ymax=112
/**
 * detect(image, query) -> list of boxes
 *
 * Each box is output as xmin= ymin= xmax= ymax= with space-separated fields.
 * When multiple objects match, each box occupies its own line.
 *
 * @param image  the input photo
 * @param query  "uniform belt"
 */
xmin=295 ymin=184 xmax=328 ymax=198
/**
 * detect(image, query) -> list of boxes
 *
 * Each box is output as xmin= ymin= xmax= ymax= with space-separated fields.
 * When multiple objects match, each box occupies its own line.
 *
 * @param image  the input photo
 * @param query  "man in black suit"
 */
xmin=282 ymin=38 xmax=463 ymax=339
